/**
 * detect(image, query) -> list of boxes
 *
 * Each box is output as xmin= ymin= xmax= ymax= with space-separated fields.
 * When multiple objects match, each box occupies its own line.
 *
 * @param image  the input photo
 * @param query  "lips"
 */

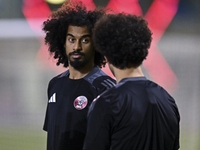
xmin=70 ymin=52 xmax=84 ymax=59
xmin=72 ymin=54 xmax=81 ymax=58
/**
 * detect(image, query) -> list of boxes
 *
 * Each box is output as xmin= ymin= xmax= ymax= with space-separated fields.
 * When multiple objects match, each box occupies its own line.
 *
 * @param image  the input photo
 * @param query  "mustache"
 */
xmin=69 ymin=51 xmax=85 ymax=56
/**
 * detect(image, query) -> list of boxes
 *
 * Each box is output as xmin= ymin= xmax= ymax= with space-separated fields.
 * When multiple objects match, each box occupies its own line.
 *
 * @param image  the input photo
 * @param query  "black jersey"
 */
xmin=43 ymin=67 xmax=116 ymax=150
xmin=83 ymin=77 xmax=180 ymax=150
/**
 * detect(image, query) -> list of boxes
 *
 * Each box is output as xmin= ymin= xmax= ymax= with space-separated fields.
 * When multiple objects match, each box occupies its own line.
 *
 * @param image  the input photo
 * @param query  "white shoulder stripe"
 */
xmin=101 ymin=82 xmax=110 ymax=89
xmin=52 ymin=93 xmax=56 ymax=102
xmin=106 ymin=79 xmax=116 ymax=86
xmin=101 ymin=79 xmax=115 ymax=89
xmin=49 ymin=93 xmax=56 ymax=103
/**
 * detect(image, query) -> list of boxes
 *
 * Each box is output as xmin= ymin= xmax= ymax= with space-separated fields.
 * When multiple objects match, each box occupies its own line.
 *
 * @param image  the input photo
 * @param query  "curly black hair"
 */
xmin=93 ymin=13 xmax=152 ymax=69
xmin=42 ymin=1 xmax=106 ymax=68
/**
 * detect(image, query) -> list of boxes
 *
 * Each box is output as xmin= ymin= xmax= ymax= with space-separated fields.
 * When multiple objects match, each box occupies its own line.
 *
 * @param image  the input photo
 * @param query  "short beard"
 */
xmin=69 ymin=59 xmax=88 ymax=70
xmin=68 ymin=51 xmax=87 ymax=70
xmin=68 ymin=50 xmax=94 ymax=70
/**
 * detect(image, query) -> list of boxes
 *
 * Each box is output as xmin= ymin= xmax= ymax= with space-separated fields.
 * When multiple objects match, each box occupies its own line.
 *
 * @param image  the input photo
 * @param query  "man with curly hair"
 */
xmin=42 ymin=2 xmax=116 ymax=150
xmin=83 ymin=14 xmax=180 ymax=150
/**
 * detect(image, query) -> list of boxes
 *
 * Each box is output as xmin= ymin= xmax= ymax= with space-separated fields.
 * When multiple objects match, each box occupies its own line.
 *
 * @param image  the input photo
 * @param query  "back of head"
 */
xmin=93 ymin=13 xmax=152 ymax=69
xmin=42 ymin=1 xmax=106 ymax=68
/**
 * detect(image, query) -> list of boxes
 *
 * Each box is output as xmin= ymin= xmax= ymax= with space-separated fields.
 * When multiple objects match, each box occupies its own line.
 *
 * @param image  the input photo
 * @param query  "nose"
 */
xmin=74 ymin=40 xmax=82 ymax=51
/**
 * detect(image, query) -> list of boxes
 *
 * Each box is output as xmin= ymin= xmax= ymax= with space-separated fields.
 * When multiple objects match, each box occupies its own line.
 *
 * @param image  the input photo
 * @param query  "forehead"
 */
xmin=67 ymin=25 xmax=91 ymax=36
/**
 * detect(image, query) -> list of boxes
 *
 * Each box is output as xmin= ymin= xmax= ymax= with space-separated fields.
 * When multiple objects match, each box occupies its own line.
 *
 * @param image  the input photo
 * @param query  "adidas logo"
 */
xmin=49 ymin=93 xmax=56 ymax=103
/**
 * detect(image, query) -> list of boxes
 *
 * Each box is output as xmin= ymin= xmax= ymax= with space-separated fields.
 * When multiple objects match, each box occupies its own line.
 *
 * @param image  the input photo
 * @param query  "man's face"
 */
xmin=65 ymin=25 xmax=95 ymax=70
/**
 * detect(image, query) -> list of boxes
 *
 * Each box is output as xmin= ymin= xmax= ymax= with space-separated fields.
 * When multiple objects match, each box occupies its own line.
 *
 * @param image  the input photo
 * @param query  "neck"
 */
xmin=68 ymin=64 xmax=94 ymax=79
xmin=113 ymin=66 xmax=144 ymax=83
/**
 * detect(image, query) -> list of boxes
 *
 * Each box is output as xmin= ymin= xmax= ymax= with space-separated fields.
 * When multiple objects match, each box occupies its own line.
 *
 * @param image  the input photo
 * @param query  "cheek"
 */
xmin=65 ymin=43 xmax=72 ymax=54
xmin=84 ymin=44 xmax=94 ymax=53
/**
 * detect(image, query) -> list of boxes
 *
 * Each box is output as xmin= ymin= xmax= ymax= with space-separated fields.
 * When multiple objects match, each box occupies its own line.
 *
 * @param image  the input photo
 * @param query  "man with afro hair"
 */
xmin=42 ymin=2 xmax=115 ymax=150
xmin=83 ymin=14 xmax=180 ymax=150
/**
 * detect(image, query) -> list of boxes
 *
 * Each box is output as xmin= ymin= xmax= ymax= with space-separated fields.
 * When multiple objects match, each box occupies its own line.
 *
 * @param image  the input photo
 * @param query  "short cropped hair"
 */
xmin=42 ymin=2 xmax=106 ymax=68
xmin=93 ymin=13 xmax=152 ymax=69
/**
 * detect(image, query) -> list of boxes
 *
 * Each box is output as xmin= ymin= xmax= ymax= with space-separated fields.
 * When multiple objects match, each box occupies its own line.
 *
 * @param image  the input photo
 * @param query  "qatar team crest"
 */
xmin=74 ymin=96 xmax=88 ymax=110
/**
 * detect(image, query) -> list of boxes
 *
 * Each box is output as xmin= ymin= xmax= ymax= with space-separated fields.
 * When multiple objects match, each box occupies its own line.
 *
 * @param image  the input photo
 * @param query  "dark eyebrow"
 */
xmin=66 ymin=33 xmax=74 ymax=37
xmin=66 ymin=34 xmax=91 ymax=38
xmin=82 ymin=35 xmax=91 ymax=38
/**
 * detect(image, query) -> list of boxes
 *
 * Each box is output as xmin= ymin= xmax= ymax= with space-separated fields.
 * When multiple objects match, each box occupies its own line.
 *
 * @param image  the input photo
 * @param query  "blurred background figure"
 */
xmin=0 ymin=0 xmax=200 ymax=150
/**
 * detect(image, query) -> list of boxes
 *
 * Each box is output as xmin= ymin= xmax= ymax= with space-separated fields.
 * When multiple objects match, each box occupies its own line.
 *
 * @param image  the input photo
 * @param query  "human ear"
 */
xmin=104 ymin=56 xmax=109 ymax=63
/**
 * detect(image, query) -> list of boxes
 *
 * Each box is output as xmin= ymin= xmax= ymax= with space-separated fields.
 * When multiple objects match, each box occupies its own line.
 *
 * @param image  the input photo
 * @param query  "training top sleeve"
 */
xmin=93 ymin=76 xmax=116 ymax=95
xmin=83 ymin=67 xmax=116 ymax=95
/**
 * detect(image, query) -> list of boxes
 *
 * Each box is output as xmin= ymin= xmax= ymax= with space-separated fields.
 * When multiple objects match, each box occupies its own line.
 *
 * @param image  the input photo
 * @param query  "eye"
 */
xmin=82 ymin=38 xmax=89 ymax=43
xmin=68 ymin=37 xmax=75 ymax=43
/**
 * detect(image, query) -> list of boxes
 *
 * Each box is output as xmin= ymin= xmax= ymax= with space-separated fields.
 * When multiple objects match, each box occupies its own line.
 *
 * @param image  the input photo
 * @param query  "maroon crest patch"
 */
xmin=74 ymin=96 xmax=88 ymax=110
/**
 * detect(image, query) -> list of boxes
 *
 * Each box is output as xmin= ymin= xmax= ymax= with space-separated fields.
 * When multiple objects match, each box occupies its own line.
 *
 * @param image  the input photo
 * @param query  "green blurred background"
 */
xmin=0 ymin=0 xmax=200 ymax=149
